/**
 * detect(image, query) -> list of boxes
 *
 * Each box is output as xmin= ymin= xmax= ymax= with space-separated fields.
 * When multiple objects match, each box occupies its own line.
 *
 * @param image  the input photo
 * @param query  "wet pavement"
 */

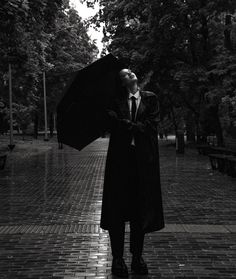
xmin=0 ymin=138 xmax=235 ymax=278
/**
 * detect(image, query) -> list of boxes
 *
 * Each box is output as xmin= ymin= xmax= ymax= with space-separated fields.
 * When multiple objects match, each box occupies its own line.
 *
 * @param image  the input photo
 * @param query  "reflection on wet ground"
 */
xmin=1 ymin=139 xmax=235 ymax=226
xmin=0 ymin=138 xmax=235 ymax=278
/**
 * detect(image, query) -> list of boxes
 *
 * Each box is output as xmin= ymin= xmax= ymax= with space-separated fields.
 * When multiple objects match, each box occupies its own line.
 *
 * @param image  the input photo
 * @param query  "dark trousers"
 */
xmin=109 ymin=220 xmax=145 ymax=258
xmin=108 ymin=145 xmax=144 ymax=258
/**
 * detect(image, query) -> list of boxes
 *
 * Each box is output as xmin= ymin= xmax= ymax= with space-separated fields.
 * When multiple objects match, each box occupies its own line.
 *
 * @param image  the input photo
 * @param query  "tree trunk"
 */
xmin=214 ymin=106 xmax=224 ymax=146
xmin=185 ymin=111 xmax=196 ymax=142
xmin=22 ymin=130 xmax=25 ymax=141
xmin=34 ymin=112 xmax=38 ymax=139
xmin=49 ymin=112 xmax=54 ymax=138
xmin=186 ymin=127 xmax=195 ymax=142
xmin=200 ymin=12 xmax=209 ymax=63
xmin=171 ymin=110 xmax=178 ymax=136
xmin=224 ymin=14 xmax=232 ymax=51
xmin=159 ymin=133 xmax=164 ymax=139
xmin=216 ymin=126 xmax=224 ymax=146
xmin=195 ymin=118 xmax=207 ymax=144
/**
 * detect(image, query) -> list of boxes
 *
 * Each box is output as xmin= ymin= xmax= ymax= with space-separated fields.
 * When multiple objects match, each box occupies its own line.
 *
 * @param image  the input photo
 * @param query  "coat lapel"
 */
xmin=116 ymin=91 xmax=147 ymax=120
xmin=136 ymin=91 xmax=146 ymax=121
xmin=117 ymin=98 xmax=130 ymax=119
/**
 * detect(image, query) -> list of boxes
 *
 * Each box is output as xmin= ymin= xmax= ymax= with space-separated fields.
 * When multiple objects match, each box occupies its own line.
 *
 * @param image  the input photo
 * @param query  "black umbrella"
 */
xmin=56 ymin=53 xmax=124 ymax=151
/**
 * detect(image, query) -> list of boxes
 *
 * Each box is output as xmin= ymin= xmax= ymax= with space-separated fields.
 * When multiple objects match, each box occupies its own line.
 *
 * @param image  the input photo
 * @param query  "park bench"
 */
xmin=210 ymin=146 xmax=236 ymax=156
xmin=196 ymin=144 xmax=213 ymax=155
xmin=0 ymin=145 xmax=8 ymax=170
xmin=196 ymin=144 xmax=236 ymax=156
xmin=208 ymin=154 xmax=236 ymax=177
xmin=208 ymin=139 xmax=236 ymax=177
xmin=227 ymin=157 xmax=236 ymax=177
xmin=196 ymin=135 xmax=218 ymax=155
xmin=0 ymin=153 xmax=7 ymax=170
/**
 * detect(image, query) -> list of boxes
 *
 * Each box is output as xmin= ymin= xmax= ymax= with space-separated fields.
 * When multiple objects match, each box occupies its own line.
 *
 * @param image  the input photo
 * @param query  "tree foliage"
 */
xmin=0 ymin=0 xmax=97 ymax=134
xmin=85 ymin=0 xmax=236 ymax=143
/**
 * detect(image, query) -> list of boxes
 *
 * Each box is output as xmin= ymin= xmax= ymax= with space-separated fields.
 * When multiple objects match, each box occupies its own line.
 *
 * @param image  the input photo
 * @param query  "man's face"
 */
xmin=119 ymin=69 xmax=138 ymax=86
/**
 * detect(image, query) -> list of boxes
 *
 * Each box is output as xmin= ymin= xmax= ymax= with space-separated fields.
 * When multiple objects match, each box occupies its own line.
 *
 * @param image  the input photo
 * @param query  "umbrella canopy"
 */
xmin=57 ymin=53 xmax=124 ymax=151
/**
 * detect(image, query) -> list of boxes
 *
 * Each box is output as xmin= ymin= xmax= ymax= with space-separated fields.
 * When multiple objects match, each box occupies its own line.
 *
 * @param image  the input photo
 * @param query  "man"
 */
xmin=101 ymin=68 xmax=165 ymax=277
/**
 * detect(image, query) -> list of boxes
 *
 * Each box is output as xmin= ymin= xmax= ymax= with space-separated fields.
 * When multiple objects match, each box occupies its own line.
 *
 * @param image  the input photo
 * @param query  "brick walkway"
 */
xmin=0 ymin=138 xmax=235 ymax=278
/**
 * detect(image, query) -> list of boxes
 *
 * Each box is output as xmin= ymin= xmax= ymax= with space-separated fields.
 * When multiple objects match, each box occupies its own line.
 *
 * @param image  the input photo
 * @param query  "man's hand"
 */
xmin=121 ymin=119 xmax=131 ymax=125
xmin=107 ymin=110 xmax=118 ymax=120
xmin=106 ymin=111 xmax=135 ymax=131
xmin=119 ymin=119 xmax=133 ymax=130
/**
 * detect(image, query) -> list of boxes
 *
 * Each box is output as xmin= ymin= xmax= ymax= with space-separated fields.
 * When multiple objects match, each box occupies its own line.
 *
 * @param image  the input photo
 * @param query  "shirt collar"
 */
xmin=128 ymin=90 xmax=140 ymax=99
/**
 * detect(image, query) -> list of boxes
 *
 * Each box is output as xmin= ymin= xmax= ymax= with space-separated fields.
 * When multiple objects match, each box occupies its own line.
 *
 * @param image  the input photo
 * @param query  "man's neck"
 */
xmin=127 ymin=83 xmax=139 ymax=95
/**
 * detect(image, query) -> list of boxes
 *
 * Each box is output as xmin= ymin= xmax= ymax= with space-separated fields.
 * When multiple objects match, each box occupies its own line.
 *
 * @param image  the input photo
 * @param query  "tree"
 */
xmin=84 ymin=0 xmax=236 ymax=144
xmin=0 ymin=0 xmax=97 ymax=137
xmin=0 ymin=0 xmax=64 ymax=136
xmin=45 ymin=4 xmax=98 ymax=135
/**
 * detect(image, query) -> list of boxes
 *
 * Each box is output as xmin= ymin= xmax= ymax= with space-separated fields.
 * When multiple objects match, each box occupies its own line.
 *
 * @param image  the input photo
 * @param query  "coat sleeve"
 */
xmin=105 ymin=111 xmax=133 ymax=132
xmin=132 ymin=94 xmax=159 ymax=135
xmin=103 ymin=102 xmax=131 ymax=132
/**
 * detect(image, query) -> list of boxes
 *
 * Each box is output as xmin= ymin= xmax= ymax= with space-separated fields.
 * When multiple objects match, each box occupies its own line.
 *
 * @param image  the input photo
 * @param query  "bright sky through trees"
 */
xmin=70 ymin=0 xmax=103 ymax=55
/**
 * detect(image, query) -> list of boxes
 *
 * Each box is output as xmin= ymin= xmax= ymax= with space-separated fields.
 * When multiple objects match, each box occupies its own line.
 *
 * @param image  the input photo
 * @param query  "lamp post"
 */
xmin=43 ymin=71 xmax=48 ymax=141
xmin=8 ymin=63 xmax=15 ymax=150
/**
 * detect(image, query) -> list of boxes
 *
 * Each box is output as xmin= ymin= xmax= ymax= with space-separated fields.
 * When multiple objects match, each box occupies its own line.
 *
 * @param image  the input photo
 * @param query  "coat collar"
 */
xmin=128 ymin=90 xmax=140 ymax=100
xmin=117 ymin=90 xmax=147 ymax=120
xmin=136 ymin=91 xmax=146 ymax=120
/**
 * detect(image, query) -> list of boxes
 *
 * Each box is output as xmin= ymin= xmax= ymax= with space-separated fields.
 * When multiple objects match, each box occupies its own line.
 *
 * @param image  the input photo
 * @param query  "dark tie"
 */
xmin=131 ymin=96 xmax=137 ymax=122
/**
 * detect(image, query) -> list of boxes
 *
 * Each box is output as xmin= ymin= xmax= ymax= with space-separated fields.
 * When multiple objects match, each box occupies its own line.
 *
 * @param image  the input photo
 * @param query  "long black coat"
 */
xmin=100 ymin=91 xmax=165 ymax=233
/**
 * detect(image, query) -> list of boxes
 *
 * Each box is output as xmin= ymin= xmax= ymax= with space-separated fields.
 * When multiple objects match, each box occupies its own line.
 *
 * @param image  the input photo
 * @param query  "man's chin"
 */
xmin=129 ymin=78 xmax=138 ymax=84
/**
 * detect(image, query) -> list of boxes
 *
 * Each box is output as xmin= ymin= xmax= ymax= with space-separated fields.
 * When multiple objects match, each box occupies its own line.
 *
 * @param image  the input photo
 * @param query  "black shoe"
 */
xmin=112 ymin=257 xmax=129 ymax=278
xmin=131 ymin=256 xmax=148 ymax=275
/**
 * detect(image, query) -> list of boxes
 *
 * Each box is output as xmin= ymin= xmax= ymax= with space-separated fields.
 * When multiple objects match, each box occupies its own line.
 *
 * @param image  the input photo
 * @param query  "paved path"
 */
xmin=0 ymin=138 xmax=235 ymax=278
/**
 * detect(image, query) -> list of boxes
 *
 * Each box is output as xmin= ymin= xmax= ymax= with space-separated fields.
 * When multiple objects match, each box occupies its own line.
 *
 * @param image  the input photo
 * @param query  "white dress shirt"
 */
xmin=128 ymin=90 xmax=141 ymax=145
xmin=128 ymin=90 xmax=141 ymax=120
